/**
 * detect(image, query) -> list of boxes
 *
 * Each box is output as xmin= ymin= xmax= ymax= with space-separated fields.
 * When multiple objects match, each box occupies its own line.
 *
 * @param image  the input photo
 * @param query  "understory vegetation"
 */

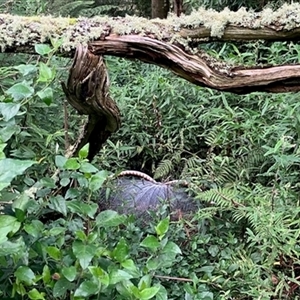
xmin=1 ymin=0 xmax=300 ymax=299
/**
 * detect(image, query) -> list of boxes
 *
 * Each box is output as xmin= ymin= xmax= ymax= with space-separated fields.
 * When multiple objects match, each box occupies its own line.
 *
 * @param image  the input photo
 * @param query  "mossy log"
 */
xmin=2 ymin=4 xmax=300 ymax=93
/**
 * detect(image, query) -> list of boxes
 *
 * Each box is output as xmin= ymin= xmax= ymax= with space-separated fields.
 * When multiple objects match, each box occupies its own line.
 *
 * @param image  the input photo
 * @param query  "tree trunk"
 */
xmin=151 ymin=0 xmax=169 ymax=18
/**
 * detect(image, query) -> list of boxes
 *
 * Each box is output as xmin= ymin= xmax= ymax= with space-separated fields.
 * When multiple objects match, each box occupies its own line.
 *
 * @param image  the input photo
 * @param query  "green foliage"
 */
xmin=1 ymin=0 xmax=300 ymax=298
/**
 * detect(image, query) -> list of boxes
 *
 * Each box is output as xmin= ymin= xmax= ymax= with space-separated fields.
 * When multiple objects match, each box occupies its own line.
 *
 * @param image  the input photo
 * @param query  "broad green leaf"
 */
xmin=88 ymin=266 xmax=109 ymax=286
xmin=48 ymin=195 xmax=67 ymax=216
xmin=109 ymin=269 xmax=133 ymax=285
xmin=53 ymin=278 xmax=74 ymax=298
xmin=24 ymin=220 xmax=44 ymax=238
xmin=112 ymin=238 xmax=129 ymax=263
xmin=121 ymin=259 xmax=140 ymax=277
xmin=0 ymin=237 xmax=25 ymax=256
xmin=96 ymin=210 xmax=127 ymax=227
xmin=28 ymin=288 xmax=46 ymax=300
xmin=89 ymin=170 xmax=108 ymax=192
xmin=138 ymin=274 xmax=151 ymax=290
xmin=72 ymin=240 xmax=97 ymax=269
xmin=62 ymin=266 xmax=77 ymax=282
xmin=140 ymin=286 xmax=160 ymax=300
xmin=79 ymin=162 xmax=99 ymax=173
xmin=0 ymin=158 xmax=35 ymax=191
xmin=162 ymin=241 xmax=181 ymax=255
xmin=67 ymin=200 xmax=98 ymax=218
xmin=46 ymin=246 xmax=61 ymax=260
xmin=14 ymin=64 xmax=37 ymax=76
xmin=0 ymin=102 xmax=21 ymax=121
xmin=63 ymin=158 xmax=80 ymax=170
xmin=38 ymin=62 xmax=55 ymax=82
xmin=208 ymin=245 xmax=219 ymax=257
xmin=0 ymin=124 xmax=19 ymax=141
xmin=35 ymin=44 xmax=52 ymax=56
xmin=37 ymin=87 xmax=53 ymax=106
xmin=74 ymin=279 xmax=100 ymax=297
xmin=0 ymin=215 xmax=21 ymax=243
xmin=15 ymin=266 xmax=35 ymax=285
xmin=155 ymin=285 xmax=168 ymax=300
xmin=140 ymin=235 xmax=160 ymax=251
xmin=198 ymin=291 xmax=214 ymax=300
xmin=6 ymin=82 xmax=34 ymax=100
xmin=155 ymin=217 xmax=169 ymax=238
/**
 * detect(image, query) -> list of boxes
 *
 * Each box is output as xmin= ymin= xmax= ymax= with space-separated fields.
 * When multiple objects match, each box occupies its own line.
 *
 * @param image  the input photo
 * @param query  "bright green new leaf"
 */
xmin=155 ymin=217 xmax=169 ymax=238
xmin=28 ymin=288 xmax=46 ymax=300
xmin=38 ymin=62 xmax=55 ymax=82
xmin=0 ymin=102 xmax=21 ymax=121
xmin=78 ymin=144 xmax=89 ymax=159
xmin=72 ymin=240 xmax=97 ymax=269
xmin=46 ymin=246 xmax=61 ymax=260
xmin=0 ymin=158 xmax=35 ymax=191
xmin=15 ymin=266 xmax=35 ymax=285
xmin=140 ymin=235 xmax=160 ymax=251
xmin=63 ymin=157 xmax=80 ymax=170
xmin=96 ymin=210 xmax=127 ymax=227
xmin=140 ymin=286 xmax=160 ymax=300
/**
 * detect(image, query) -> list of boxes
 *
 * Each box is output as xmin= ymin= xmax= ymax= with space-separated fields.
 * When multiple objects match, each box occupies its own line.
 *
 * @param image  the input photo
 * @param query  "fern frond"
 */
xmin=154 ymin=159 xmax=173 ymax=179
xmin=196 ymin=188 xmax=240 ymax=208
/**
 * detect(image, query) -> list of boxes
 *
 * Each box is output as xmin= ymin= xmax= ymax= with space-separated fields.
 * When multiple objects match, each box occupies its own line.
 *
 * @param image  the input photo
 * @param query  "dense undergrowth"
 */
xmin=1 ymin=0 xmax=300 ymax=299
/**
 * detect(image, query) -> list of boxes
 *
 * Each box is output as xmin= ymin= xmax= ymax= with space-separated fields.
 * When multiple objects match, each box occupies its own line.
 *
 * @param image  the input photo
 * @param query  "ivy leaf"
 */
xmin=0 ymin=102 xmax=21 ymax=121
xmin=6 ymin=82 xmax=34 ymax=100
xmin=14 ymin=64 xmax=37 ymax=76
xmin=35 ymin=44 xmax=52 ymax=56
xmin=0 ymin=158 xmax=35 ymax=191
